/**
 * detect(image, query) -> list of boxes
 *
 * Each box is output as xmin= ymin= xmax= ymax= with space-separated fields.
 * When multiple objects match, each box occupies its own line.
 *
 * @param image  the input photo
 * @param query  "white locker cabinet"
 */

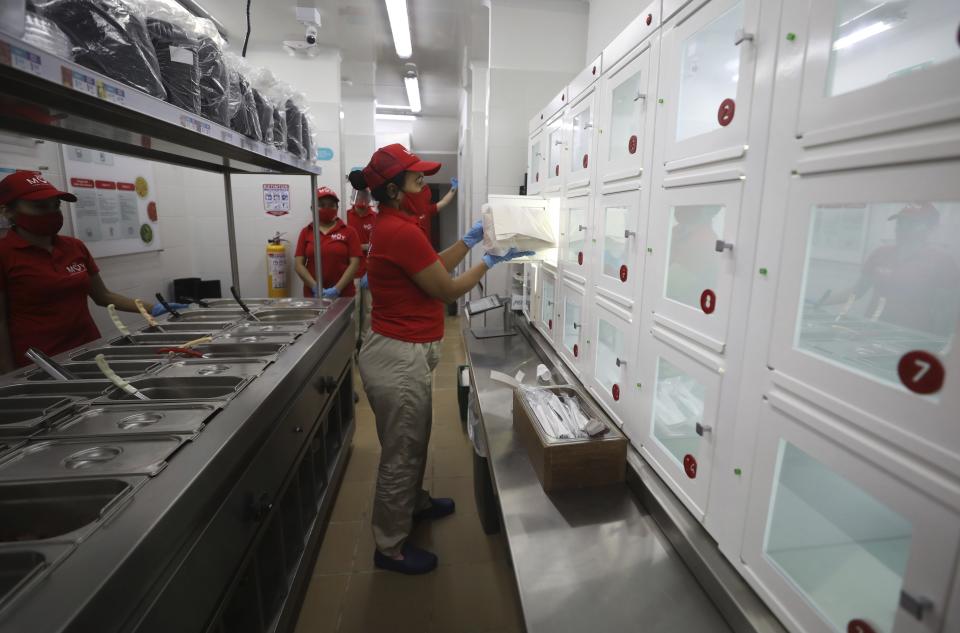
xmin=568 ymin=54 xmax=603 ymax=103
xmin=559 ymin=279 xmax=587 ymax=371
xmin=593 ymin=188 xmax=643 ymax=308
xmin=544 ymin=112 xmax=565 ymax=194
xmin=741 ymin=396 xmax=960 ymax=633
xmin=537 ymin=266 xmax=559 ymax=339
xmin=523 ymin=262 xmax=539 ymax=324
xmin=793 ymin=0 xmax=960 ymax=148
xmin=528 ymin=129 xmax=545 ymax=196
xmin=659 ymin=0 xmax=762 ymax=169
xmin=648 ymin=177 xmax=744 ymax=349
xmin=766 ymin=163 xmax=960 ymax=460
xmin=632 ymin=331 xmax=724 ymax=518
xmin=565 ymin=87 xmax=598 ymax=192
xmin=559 ymin=192 xmax=591 ymax=280
xmin=602 ymin=1 xmax=661 ymax=71
xmin=586 ymin=299 xmax=638 ymax=426
xmin=597 ymin=41 xmax=654 ymax=185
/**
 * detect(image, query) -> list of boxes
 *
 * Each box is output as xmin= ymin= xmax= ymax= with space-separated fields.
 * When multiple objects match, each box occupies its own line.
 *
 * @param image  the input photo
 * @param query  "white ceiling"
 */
xmin=196 ymin=0 xmax=489 ymax=118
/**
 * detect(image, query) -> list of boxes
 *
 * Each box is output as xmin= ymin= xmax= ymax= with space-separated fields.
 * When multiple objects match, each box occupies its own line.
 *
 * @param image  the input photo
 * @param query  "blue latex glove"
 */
xmin=151 ymin=302 xmax=188 ymax=316
xmin=450 ymin=177 xmax=459 ymax=190
xmin=359 ymin=274 xmax=369 ymax=289
xmin=482 ymin=247 xmax=535 ymax=268
xmin=462 ymin=219 xmax=485 ymax=249
xmin=321 ymin=287 xmax=339 ymax=299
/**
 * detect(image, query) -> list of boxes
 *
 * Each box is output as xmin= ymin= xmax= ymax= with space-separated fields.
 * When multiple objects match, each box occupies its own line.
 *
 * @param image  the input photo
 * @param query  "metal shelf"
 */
xmin=0 ymin=33 xmax=321 ymax=175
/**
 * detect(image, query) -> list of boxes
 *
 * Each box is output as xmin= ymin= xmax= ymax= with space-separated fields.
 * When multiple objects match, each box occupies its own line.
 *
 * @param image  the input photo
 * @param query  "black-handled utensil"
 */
xmin=155 ymin=293 xmax=183 ymax=319
xmin=231 ymin=286 xmax=260 ymax=321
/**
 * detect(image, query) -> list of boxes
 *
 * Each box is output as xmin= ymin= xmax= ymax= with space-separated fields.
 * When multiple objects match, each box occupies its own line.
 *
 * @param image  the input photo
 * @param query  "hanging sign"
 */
xmin=683 ymin=454 xmax=698 ymax=479
xmin=263 ymin=184 xmax=291 ymax=216
xmin=897 ymin=351 xmax=945 ymax=395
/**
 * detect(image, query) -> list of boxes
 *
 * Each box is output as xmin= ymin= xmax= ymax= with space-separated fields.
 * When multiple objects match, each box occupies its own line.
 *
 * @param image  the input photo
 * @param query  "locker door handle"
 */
xmin=577 ymin=224 xmax=587 ymax=232
xmin=695 ymin=423 xmax=712 ymax=436
xmin=633 ymin=92 xmax=647 ymax=102
xmin=583 ymin=123 xmax=594 ymax=129
xmin=572 ymin=322 xmax=580 ymax=329
xmin=715 ymin=240 xmax=734 ymax=253
xmin=554 ymin=140 xmax=564 ymax=146
xmin=616 ymin=357 xmax=627 ymax=367
xmin=624 ymin=229 xmax=637 ymax=238
xmin=734 ymin=29 xmax=754 ymax=46
xmin=900 ymin=592 xmax=934 ymax=621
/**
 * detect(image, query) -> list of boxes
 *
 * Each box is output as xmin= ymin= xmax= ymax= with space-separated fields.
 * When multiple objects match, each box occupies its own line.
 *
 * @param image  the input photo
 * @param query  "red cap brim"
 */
xmin=18 ymin=189 xmax=77 ymax=203
xmin=408 ymin=159 xmax=441 ymax=176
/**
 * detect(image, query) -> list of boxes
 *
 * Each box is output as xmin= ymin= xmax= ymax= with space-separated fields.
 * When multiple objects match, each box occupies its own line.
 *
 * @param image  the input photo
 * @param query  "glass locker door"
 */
xmin=588 ymin=300 xmax=637 ymax=426
xmin=528 ymin=130 xmax=544 ymax=196
xmin=565 ymin=89 xmax=597 ymax=191
xmin=597 ymin=42 xmax=652 ymax=184
xmin=559 ymin=280 xmax=586 ymax=371
xmin=545 ymin=114 xmax=565 ymax=193
xmin=538 ymin=268 xmax=558 ymax=338
xmin=795 ymin=0 xmax=960 ymax=145
xmin=742 ymin=401 xmax=960 ymax=633
xmin=660 ymin=0 xmax=761 ymax=167
xmin=594 ymin=189 xmax=642 ymax=305
xmin=559 ymin=195 xmax=591 ymax=280
xmin=523 ymin=262 xmax=539 ymax=324
xmin=768 ymin=163 xmax=960 ymax=458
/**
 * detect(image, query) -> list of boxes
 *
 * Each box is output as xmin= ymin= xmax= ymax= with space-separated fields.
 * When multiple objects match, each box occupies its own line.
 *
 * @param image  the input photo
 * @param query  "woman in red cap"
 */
xmin=348 ymin=144 xmax=530 ymax=575
xmin=0 ymin=171 xmax=186 ymax=373
xmin=346 ymin=187 xmax=376 ymax=345
xmin=294 ymin=186 xmax=362 ymax=299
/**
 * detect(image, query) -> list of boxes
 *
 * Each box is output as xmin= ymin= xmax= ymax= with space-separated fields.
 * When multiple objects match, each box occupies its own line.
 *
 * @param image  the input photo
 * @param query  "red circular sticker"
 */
xmin=619 ymin=265 xmax=628 ymax=282
xmin=548 ymin=319 xmax=552 ymax=330
xmin=683 ymin=454 xmax=698 ymax=479
xmin=555 ymin=164 xmax=560 ymax=177
xmin=573 ymin=344 xmax=579 ymax=358
xmin=718 ymin=98 xmax=736 ymax=126
xmin=592 ymin=65 xmax=597 ymax=75
xmin=147 ymin=201 xmax=158 ymax=222
xmin=582 ymin=154 xmax=589 ymax=169
xmin=700 ymin=289 xmax=716 ymax=314
xmin=612 ymin=384 xmax=620 ymax=401
xmin=646 ymin=13 xmax=652 ymax=25
xmin=848 ymin=620 xmax=877 ymax=633
xmin=897 ymin=351 xmax=945 ymax=395
xmin=628 ymin=135 xmax=638 ymax=154
xmin=577 ymin=251 xmax=583 ymax=266
xmin=561 ymin=94 xmax=565 ymax=102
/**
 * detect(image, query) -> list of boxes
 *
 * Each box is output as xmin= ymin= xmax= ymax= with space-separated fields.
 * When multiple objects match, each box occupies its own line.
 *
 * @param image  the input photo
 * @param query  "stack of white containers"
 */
xmin=521 ymin=1 xmax=960 ymax=633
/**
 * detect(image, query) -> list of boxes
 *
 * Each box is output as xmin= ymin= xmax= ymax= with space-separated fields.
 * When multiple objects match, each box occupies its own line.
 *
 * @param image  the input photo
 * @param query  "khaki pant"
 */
xmin=353 ymin=282 xmax=373 ymax=344
xmin=359 ymin=332 xmax=441 ymax=556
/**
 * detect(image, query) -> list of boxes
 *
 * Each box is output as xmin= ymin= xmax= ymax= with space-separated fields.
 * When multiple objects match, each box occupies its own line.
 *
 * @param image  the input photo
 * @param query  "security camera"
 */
xmin=305 ymin=25 xmax=317 ymax=45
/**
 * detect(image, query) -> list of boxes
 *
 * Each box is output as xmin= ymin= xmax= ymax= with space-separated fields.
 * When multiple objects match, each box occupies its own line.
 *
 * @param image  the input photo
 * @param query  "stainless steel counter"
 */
xmin=462 ymin=316 xmax=733 ymax=633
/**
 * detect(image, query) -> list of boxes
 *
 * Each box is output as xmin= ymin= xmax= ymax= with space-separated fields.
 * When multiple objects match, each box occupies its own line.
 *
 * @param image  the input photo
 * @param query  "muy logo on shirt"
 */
xmin=65 ymin=262 xmax=87 ymax=274
xmin=331 ymin=234 xmax=347 ymax=241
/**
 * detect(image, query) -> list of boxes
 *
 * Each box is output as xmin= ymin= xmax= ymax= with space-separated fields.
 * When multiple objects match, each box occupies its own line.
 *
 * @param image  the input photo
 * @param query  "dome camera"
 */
xmin=305 ymin=25 xmax=318 ymax=45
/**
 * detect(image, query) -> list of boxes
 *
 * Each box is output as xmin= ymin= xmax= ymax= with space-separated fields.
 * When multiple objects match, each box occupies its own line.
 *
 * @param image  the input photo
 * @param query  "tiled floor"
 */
xmin=294 ymin=317 xmax=525 ymax=633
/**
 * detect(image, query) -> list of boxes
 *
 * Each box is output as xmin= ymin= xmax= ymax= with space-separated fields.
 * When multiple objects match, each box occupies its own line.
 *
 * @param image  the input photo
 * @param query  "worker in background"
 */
xmin=403 ymin=177 xmax=458 ymax=237
xmin=0 ymin=171 xmax=187 ymax=372
xmin=346 ymin=186 xmax=376 ymax=346
xmin=294 ymin=186 xmax=361 ymax=299
xmin=348 ymin=144 xmax=530 ymax=575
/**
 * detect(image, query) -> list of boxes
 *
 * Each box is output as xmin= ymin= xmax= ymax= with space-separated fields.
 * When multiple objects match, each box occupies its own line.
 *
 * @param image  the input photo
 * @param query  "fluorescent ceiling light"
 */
xmin=385 ymin=0 xmax=412 ymax=58
xmin=832 ymin=21 xmax=891 ymax=51
xmin=376 ymin=102 xmax=414 ymax=110
xmin=376 ymin=113 xmax=417 ymax=121
xmin=404 ymin=75 xmax=422 ymax=113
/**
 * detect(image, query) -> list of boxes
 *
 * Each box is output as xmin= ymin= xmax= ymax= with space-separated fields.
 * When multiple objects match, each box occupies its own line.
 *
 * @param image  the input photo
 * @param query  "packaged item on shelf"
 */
xmin=143 ymin=0 xmax=201 ymax=115
xmin=300 ymin=111 xmax=313 ymax=160
xmin=223 ymin=51 xmax=261 ymax=141
xmin=252 ymin=89 xmax=274 ymax=146
xmin=192 ymin=17 xmax=229 ymax=125
xmin=264 ymin=80 xmax=294 ymax=151
xmin=249 ymin=67 xmax=282 ymax=147
xmin=480 ymin=202 xmax=556 ymax=258
xmin=22 ymin=10 xmax=72 ymax=60
xmin=285 ymin=96 xmax=304 ymax=157
xmin=34 ymin=0 xmax=167 ymax=100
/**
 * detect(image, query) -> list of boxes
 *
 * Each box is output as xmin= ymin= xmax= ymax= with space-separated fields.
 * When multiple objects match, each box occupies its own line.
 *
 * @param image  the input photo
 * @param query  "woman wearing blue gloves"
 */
xmin=294 ymin=186 xmax=362 ymax=299
xmin=0 ymin=171 xmax=186 ymax=372
xmin=347 ymin=144 xmax=530 ymax=575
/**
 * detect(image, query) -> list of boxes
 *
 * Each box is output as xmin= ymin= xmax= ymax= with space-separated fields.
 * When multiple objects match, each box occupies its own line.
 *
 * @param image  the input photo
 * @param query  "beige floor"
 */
xmin=294 ymin=317 xmax=525 ymax=633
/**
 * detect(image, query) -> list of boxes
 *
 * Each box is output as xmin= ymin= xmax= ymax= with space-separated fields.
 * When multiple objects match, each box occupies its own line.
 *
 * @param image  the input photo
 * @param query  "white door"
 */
xmin=544 ymin=113 xmax=565 ymax=194
xmin=558 ymin=279 xmax=587 ymax=372
xmin=767 ymin=162 xmax=960 ymax=461
xmin=593 ymin=188 xmax=643 ymax=309
xmin=631 ymin=331 xmax=723 ymax=519
xmin=523 ymin=262 xmax=539 ymax=324
xmin=586 ymin=298 xmax=638 ymax=426
xmin=528 ymin=130 xmax=544 ymax=196
xmin=565 ymin=88 xmax=597 ymax=192
xmin=559 ymin=193 xmax=591 ymax=282
xmin=537 ymin=267 xmax=558 ymax=340
xmin=597 ymin=41 xmax=653 ymax=184
xmin=794 ymin=0 xmax=960 ymax=147
xmin=742 ymin=397 xmax=960 ymax=633
xmin=647 ymin=177 xmax=743 ymax=350
xmin=660 ymin=0 xmax=761 ymax=168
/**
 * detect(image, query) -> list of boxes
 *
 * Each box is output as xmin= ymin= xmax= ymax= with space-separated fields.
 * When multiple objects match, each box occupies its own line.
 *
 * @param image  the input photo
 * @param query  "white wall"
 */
xmin=585 ymin=0 xmax=638 ymax=62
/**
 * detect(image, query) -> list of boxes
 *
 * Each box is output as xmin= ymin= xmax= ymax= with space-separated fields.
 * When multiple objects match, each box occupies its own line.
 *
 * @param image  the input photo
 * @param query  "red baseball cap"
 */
xmin=316 ymin=186 xmax=339 ymax=202
xmin=362 ymin=143 xmax=441 ymax=189
xmin=0 ymin=171 xmax=77 ymax=205
xmin=888 ymin=202 xmax=939 ymax=224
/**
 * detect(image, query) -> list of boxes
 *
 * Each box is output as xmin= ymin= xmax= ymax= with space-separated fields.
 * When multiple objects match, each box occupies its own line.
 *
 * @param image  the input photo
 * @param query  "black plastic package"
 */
xmin=196 ymin=36 xmax=228 ymax=125
xmin=22 ymin=10 xmax=72 ymax=59
xmin=285 ymin=99 xmax=303 ymax=157
xmin=34 ymin=0 xmax=166 ymax=100
xmin=252 ymin=89 xmax=274 ymax=146
xmin=271 ymin=107 xmax=287 ymax=150
xmin=300 ymin=112 xmax=312 ymax=161
xmin=229 ymin=71 xmax=261 ymax=140
xmin=146 ymin=18 xmax=200 ymax=114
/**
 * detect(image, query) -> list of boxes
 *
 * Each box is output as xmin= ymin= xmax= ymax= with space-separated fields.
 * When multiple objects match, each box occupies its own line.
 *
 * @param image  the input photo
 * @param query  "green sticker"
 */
xmin=140 ymin=224 xmax=153 ymax=243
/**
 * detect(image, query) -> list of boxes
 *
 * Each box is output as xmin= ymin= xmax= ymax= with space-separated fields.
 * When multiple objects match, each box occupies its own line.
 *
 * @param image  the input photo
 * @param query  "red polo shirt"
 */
xmin=0 ymin=230 xmax=101 ymax=367
xmin=295 ymin=219 xmax=361 ymax=298
xmin=346 ymin=206 xmax=377 ymax=277
xmin=368 ymin=205 xmax=445 ymax=343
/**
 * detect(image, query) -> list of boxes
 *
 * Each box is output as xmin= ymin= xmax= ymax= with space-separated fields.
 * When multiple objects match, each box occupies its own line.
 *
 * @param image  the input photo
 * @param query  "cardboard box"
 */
xmin=512 ymin=386 xmax=627 ymax=492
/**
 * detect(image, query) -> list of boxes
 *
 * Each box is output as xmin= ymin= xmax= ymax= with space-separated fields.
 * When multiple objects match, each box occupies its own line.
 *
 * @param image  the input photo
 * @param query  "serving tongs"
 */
xmin=157 ymin=335 xmax=213 ymax=360
xmin=95 ymin=353 xmax=149 ymax=400
xmin=24 ymin=347 xmax=79 ymax=381
xmin=230 ymin=286 xmax=260 ymax=322
xmin=107 ymin=304 xmax=134 ymax=344
xmin=155 ymin=293 xmax=183 ymax=319
xmin=135 ymin=298 xmax=164 ymax=332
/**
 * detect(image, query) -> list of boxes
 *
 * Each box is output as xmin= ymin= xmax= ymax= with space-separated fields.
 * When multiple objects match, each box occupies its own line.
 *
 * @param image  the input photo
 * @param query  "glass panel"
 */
xmin=764 ymin=442 xmax=912 ymax=633
xmin=603 ymin=206 xmax=628 ymax=279
xmin=564 ymin=207 xmax=587 ymax=265
xmin=530 ymin=140 xmax=541 ymax=180
xmin=570 ymin=106 xmax=592 ymax=173
xmin=826 ymin=0 xmax=959 ymax=97
xmin=608 ymin=69 xmax=644 ymax=162
xmin=795 ymin=201 xmax=960 ymax=392
xmin=675 ymin=1 xmax=744 ymax=141
xmin=548 ymin=127 xmax=562 ymax=179
xmin=563 ymin=296 xmax=581 ymax=353
xmin=541 ymin=276 xmax=555 ymax=326
xmin=652 ymin=356 xmax=704 ymax=465
xmin=665 ymin=205 xmax=725 ymax=308
xmin=596 ymin=318 xmax=623 ymax=390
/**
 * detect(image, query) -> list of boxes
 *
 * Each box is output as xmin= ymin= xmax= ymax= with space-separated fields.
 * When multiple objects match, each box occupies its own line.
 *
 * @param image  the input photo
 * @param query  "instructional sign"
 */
xmin=61 ymin=146 xmax=161 ymax=258
xmin=263 ymin=183 xmax=291 ymax=216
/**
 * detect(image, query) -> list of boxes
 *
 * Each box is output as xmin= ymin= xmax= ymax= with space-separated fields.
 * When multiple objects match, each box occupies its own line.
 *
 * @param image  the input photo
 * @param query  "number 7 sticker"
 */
xmin=897 ymin=350 xmax=944 ymax=395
